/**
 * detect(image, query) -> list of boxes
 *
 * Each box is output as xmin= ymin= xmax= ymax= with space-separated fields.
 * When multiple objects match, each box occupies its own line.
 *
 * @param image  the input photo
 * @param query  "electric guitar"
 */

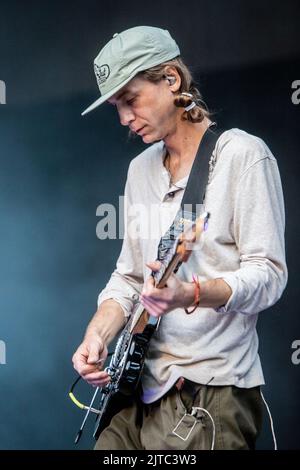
xmin=75 ymin=211 xmax=209 ymax=442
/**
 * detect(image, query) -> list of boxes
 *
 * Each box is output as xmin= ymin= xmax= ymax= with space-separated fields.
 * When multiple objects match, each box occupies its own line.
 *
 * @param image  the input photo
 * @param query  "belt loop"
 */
xmin=199 ymin=384 xmax=207 ymax=408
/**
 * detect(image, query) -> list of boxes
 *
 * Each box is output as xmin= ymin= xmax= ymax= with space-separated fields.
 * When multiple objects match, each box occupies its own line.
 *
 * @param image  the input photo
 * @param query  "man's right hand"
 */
xmin=72 ymin=335 xmax=111 ymax=387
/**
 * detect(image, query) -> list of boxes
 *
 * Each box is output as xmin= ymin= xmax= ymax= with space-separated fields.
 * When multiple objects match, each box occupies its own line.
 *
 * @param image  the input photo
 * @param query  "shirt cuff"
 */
xmin=97 ymin=292 xmax=132 ymax=318
xmin=214 ymin=273 xmax=240 ymax=314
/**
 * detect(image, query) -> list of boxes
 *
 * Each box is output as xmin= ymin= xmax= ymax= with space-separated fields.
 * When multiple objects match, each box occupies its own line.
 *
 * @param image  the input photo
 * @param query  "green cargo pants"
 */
xmin=94 ymin=380 xmax=263 ymax=450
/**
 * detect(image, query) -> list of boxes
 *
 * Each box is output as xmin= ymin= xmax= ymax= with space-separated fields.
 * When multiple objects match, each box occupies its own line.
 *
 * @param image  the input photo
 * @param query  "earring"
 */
xmin=165 ymin=75 xmax=176 ymax=85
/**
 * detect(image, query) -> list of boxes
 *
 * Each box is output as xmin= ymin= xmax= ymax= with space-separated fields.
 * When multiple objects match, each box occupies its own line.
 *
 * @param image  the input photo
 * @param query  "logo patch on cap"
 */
xmin=94 ymin=64 xmax=110 ymax=86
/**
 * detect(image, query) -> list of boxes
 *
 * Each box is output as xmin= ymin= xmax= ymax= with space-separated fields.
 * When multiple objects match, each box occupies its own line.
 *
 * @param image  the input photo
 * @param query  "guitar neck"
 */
xmin=155 ymin=252 xmax=182 ymax=288
xmin=128 ymin=213 xmax=208 ymax=334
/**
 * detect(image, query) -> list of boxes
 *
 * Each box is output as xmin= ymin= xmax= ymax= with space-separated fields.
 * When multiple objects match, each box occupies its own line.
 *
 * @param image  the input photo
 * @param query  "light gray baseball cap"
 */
xmin=81 ymin=26 xmax=180 ymax=116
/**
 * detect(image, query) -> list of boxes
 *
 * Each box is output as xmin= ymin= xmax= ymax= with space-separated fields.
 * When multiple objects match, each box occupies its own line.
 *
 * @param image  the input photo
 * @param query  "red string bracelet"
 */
xmin=184 ymin=274 xmax=201 ymax=314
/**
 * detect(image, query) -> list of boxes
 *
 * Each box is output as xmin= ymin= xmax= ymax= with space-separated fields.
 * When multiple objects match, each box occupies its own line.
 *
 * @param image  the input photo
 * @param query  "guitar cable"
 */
xmin=175 ymin=394 xmax=277 ymax=450
xmin=69 ymin=353 xmax=114 ymax=443
xmin=69 ymin=352 xmax=114 ymax=413
xmin=69 ymin=374 xmax=278 ymax=448
xmin=69 ymin=375 xmax=101 ymax=415
xmin=260 ymin=388 xmax=278 ymax=450
xmin=171 ymin=382 xmax=277 ymax=450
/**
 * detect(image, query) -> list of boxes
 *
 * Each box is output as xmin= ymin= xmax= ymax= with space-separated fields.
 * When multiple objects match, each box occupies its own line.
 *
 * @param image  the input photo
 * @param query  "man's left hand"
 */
xmin=140 ymin=260 xmax=194 ymax=317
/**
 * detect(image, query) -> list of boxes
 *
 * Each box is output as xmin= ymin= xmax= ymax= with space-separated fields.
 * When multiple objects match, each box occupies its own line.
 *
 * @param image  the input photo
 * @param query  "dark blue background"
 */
xmin=0 ymin=0 xmax=299 ymax=450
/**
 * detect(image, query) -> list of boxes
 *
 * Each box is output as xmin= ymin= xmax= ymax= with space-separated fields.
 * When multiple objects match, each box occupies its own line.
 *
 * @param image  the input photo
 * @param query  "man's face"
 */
xmin=107 ymin=75 xmax=178 ymax=143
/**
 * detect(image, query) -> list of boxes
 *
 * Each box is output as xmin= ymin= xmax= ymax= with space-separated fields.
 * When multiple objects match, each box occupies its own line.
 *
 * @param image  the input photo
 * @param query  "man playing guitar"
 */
xmin=72 ymin=26 xmax=287 ymax=450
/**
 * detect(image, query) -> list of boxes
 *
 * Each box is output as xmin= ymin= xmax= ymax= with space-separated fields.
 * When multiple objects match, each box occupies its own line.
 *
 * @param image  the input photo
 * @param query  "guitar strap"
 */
xmin=157 ymin=122 xmax=222 ymax=265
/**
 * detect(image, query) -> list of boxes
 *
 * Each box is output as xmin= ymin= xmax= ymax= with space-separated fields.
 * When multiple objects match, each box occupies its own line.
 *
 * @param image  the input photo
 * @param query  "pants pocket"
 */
xmin=215 ymin=386 xmax=263 ymax=450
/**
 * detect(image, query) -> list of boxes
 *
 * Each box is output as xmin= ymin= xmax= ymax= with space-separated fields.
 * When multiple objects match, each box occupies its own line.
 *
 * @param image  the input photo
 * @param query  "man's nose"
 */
xmin=119 ymin=108 xmax=135 ymax=127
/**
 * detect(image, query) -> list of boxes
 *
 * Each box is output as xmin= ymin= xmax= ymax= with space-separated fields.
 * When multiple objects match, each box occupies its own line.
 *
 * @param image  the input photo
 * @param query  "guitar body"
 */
xmin=93 ymin=315 xmax=158 ymax=439
xmin=119 ymin=321 xmax=158 ymax=395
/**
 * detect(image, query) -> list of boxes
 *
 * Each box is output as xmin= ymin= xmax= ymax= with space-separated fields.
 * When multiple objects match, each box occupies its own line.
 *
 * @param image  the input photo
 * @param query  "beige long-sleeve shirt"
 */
xmin=97 ymin=128 xmax=288 ymax=403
